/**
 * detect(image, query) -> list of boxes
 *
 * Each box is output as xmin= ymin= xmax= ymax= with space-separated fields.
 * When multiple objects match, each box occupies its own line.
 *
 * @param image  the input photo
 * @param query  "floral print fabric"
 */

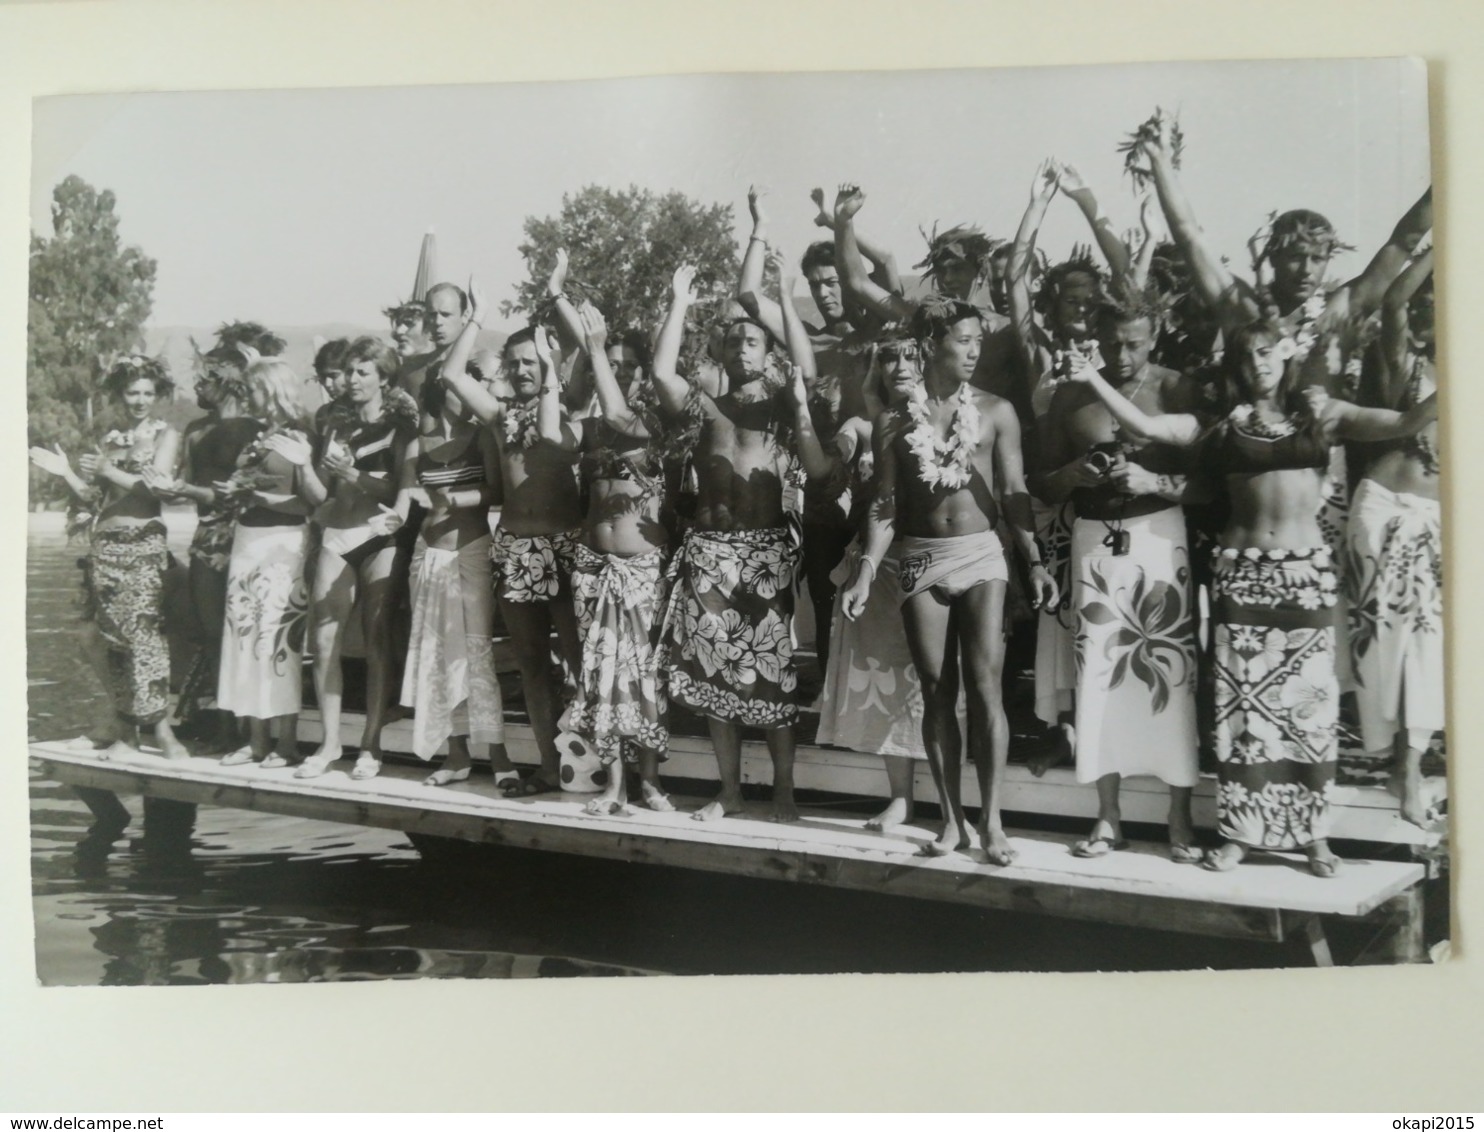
xmin=1343 ymin=480 xmax=1444 ymax=750
xmin=661 ymin=527 xmax=799 ymax=729
xmin=216 ymin=524 xmax=309 ymax=720
xmin=83 ymin=522 xmax=173 ymax=726
xmin=1211 ymin=545 xmax=1339 ymax=849
xmin=559 ymin=543 xmax=670 ymax=764
xmin=490 ymin=525 xmax=579 ymax=604
xmin=1069 ymin=508 xmax=1198 ymax=787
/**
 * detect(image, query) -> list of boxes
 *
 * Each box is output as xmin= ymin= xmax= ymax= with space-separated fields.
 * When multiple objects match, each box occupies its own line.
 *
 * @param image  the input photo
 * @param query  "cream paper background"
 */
xmin=0 ymin=0 xmax=1478 ymax=1113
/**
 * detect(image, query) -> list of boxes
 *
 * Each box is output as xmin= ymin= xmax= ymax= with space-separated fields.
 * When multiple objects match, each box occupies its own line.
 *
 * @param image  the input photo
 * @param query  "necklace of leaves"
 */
xmin=500 ymin=396 xmax=540 ymax=449
xmin=904 ymin=381 xmax=980 ymax=490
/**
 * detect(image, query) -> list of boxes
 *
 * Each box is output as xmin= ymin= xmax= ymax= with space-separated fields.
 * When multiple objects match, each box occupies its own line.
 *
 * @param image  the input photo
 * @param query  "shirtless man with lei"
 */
xmin=437 ymin=280 xmax=584 ymax=797
xmin=841 ymin=298 xmax=1057 ymax=862
xmin=653 ymin=263 xmax=833 ymax=823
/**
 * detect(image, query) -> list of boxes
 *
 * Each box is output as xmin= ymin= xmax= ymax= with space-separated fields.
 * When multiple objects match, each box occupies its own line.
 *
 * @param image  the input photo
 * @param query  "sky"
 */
xmin=30 ymin=57 xmax=1431 ymax=334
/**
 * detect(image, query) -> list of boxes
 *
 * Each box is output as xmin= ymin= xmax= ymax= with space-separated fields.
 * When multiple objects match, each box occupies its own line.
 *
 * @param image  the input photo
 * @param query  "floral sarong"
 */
xmin=558 ymin=543 xmax=669 ymax=763
xmin=402 ymin=535 xmax=505 ymax=758
xmin=661 ymin=526 xmax=799 ymax=729
xmin=490 ymin=525 xmax=579 ymax=604
xmin=217 ymin=523 xmax=309 ymax=720
xmin=1068 ymin=507 xmax=1198 ymax=787
xmin=1211 ymin=546 xmax=1340 ymax=849
xmin=83 ymin=522 xmax=173 ymax=726
xmin=1343 ymin=480 xmax=1444 ymax=751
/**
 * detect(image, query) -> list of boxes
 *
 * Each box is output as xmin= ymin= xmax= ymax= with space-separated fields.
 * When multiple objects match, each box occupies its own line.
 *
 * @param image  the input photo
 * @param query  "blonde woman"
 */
xmin=215 ymin=354 xmax=326 ymax=768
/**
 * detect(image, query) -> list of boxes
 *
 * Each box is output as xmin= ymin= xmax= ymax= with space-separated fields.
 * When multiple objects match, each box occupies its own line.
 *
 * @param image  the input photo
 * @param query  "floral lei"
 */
xmin=1274 ymin=293 xmax=1328 ymax=365
xmin=321 ymin=387 xmax=419 ymax=442
xmin=904 ymin=381 xmax=980 ymax=490
xmin=500 ymin=397 xmax=540 ymax=449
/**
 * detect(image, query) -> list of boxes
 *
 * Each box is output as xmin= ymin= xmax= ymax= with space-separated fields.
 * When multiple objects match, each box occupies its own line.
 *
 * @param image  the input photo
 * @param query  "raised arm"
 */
xmin=834 ymin=185 xmax=916 ymax=322
xmin=810 ymin=186 xmax=904 ymax=295
xmin=1056 ymin=162 xmax=1131 ymax=282
xmin=1009 ymin=159 xmax=1061 ymax=365
xmin=736 ymin=186 xmax=789 ymax=343
xmin=1125 ymin=189 xmax=1164 ymax=293
xmin=771 ymin=246 xmax=818 ymax=384
xmin=1323 ymin=390 xmax=1437 ymax=444
xmin=1064 ymin=354 xmax=1203 ymax=446
xmin=575 ymin=303 xmax=647 ymax=439
xmin=534 ymin=325 xmax=583 ymax=451
xmin=437 ymin=278 xmax=505 ymax=425
xmin=651 ymin=264 xmax=702 ymax=417
xmin=1135 ymin=112 xmax=1251 ymax=325
xmin=1347 ymin=188 xmax=1433 ymax=318
xmin=1378 ymin=248 xmax=1433 ymax=405
xmin=989 ymin=399 xmax=1057 ymax=610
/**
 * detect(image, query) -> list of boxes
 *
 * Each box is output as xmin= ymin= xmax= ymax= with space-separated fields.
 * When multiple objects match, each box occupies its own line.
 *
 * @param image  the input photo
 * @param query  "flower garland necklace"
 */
xmin=100 ymin=416 xmax=167 ymax=455
xmin=905 ymin=381 xmax=980 ymax=490
xmin=500 ymin=396 xmax=540 ymax=449
xmin=1276 ymin=293 xmax=1327 ymax=364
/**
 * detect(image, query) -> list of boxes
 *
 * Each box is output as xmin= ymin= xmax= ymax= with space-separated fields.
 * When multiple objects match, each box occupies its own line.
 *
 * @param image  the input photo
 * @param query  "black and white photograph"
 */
xmin=23 ymin=55 xmax=1449 ymax=987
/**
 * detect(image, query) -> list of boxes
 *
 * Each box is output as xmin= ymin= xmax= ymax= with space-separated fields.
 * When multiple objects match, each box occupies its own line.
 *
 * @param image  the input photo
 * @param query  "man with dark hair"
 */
xmin=841 ymin=298 xmax=1056 ymax=862
xmin=1032 ymin=299 xmax=1202 ymax=862
xmin=383 ymin=300 xmax=428 ymax=360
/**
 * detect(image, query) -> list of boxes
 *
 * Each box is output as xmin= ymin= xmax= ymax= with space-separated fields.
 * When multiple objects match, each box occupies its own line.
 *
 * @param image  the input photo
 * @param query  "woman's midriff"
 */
xmin=1223 ymin=468 xmax=1325 ymax=550
xmin=586 ymin=478 xmax=666 ymax=557
xmin=421 ymin=505 xmax=488 ymax=552
xmin=1363 ymin=448 xmax=1439 ymax=502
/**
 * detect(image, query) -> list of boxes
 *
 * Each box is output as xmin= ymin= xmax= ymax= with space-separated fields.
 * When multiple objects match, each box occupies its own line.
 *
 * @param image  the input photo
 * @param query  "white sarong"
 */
xmin=217 ymin=523 xmax=309 ymax=720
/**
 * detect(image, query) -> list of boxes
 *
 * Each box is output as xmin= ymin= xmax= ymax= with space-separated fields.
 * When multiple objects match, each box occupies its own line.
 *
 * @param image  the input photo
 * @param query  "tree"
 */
xmin=28 ymin=176 xmax=158 ymax=503
xmin=501 ymin=184 xmax=739 ymax=336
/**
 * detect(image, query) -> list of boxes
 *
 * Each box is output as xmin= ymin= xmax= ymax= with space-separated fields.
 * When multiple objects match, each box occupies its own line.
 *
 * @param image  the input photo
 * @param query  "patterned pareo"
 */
xmin=1211 ymin=546 xmax=1340 ymax=849
xmin=216 ymin=524 xmax=310 ymax=720
xmin=559 ymin=543 xmax=670 ymax=763
xmin=660 ymin=527 xmax=800 ymax=729
xmin=82 ymin=522 xmax=173 ymax=726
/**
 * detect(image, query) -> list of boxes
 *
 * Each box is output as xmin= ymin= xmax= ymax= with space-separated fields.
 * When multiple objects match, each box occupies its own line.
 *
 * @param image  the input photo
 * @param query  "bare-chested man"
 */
xmin=438 ymin=281 xmax=583 ymax=796
xmin=653 ymin=263 xmax=832 ymax=823
xmin=1033 ymin=300 xmax=1203 ymax=862
xmin=842 ymin=298 xmax=1057 ymax=862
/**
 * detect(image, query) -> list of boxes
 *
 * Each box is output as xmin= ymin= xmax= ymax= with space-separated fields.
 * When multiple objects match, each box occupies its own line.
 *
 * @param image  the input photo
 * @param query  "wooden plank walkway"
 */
xmin=30 ymin=739 xmax=1428 ymax=963
xmin=296 ymin=709 xmax=1443 ymax=848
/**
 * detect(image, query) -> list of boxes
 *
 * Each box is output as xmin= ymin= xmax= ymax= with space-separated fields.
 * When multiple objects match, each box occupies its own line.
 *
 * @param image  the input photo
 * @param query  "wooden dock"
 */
xmin=30 ymin=738 xmax=1431 ymax=966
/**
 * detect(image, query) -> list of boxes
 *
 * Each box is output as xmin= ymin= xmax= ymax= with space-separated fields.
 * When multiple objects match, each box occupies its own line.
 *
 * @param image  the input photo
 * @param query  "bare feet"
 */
xmin=770 ymin=790 xmax=800 ymax=823
xmin=1306 ymin=840 xmax=1342 ymax=879
xmin=866 ymin=797 xmax=911 ymax=832
xmin=1387 ymin=763 xmax=1437 ymax=828
xmin=100 ymin=737 xmax=139 ymax=762
xmin=1202 ymin=841 xmax=1247 ymax=873
xmin=584 ymin=798 xmax=629 ymax=817
xmin=692 ymin=793 xmax=744 ymax=822
xmin=922 ymin=822 xmax=971 ymax=857
xmin=979 ymin=826 xmax=1019 ymax=866
xmin=152 ymin=722 xmax=192 ymax=762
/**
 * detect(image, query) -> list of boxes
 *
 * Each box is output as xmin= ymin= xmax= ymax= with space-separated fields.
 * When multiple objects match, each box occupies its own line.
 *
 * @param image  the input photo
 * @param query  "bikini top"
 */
xmin=581 ymin=419 xmax=664 ymax=488
xmin=1207 ymin=407 xmax=1330 ymax=475
xmin=340 ymin=418 xmax=400 ymax=480
xmin=416 ymin=428 xmax=486 ymax=489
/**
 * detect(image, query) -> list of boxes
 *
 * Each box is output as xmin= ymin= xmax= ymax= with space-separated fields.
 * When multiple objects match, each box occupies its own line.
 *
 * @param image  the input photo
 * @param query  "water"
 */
xmin=26 ymin=516 xmax=1440 ymax=984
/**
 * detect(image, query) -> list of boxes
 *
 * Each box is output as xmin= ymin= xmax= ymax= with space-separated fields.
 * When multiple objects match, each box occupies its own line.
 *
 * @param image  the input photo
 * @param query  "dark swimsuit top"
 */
xmin=416 ymin=428 xmax=486 ymax=489
xmin=581 ymin=419 xmax=663 ymax=490
xmin=342 ymin=418 xmax=400 ymax=480
xmin=1208 ymin=411 xmax=1330 ymax=475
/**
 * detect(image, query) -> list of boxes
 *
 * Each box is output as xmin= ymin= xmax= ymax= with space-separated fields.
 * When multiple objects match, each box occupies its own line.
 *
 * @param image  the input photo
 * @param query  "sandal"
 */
xmin=424 ymin=766 xmax=471 ymax=787
xmin=1071 ymin=834 xmax=1128 ymax=859
xmin=220 ymin=747 xmax=258 ymax=767
xmin=1169 ymin=843 xmax=1205 ymax=865
xmin=640 ymin=788 xmax=676 ymax=814
xmin=350 ymin=753 xmax=382 ymax=781
xmin=260 ymin=753 xmax=294 ymax=770
xmin=294 ymin=752 xmax=341 ymax=780
xmin=492 ymin=770 xmax=523 ymax=795
xmin=584 ymin=798 xmax=628 ymax=817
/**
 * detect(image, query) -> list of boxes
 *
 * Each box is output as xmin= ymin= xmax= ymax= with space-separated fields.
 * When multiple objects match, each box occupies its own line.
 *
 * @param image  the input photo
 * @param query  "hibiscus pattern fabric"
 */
xmin=559 ymin=543 xmax=670 ymax=763
xmin=661 ymin=527 xmax=799 ymax=729
xmin=490 ymin=526 xmax=579 ymax=604
xmin=217 ymin=524 xmax=309 ymax=720
xmin=85 ymin=521 xmax=173 ymax=726
xmin=1211 ymin=546 xmax=1339 ymax=849
xmin=1068 ymin=508 xmax=1199 ymax=787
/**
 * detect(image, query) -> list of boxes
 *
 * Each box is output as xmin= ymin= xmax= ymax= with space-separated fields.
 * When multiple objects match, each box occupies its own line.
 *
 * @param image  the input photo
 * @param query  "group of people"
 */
xmin=32 ymin=110 xmax=1443 ymax=878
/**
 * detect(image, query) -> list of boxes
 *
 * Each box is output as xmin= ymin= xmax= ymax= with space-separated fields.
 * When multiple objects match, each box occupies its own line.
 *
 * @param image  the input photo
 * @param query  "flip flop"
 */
xmin=1072 ymin=834 xmax=1128 ymax=859
xmin=220 ymin=747 xmax=258 ymax=767
xmin=1169 ymin=843 xmax=1205 ymax=865
xmin=424 ymin=766 xmax=470 ymax=787
xmin=260 ymin=753 xmax=294 ymax=770
xmin=492 ymin=770 xmax=522 ymax=795
xmin=294 ymin=752 xmax=341 ymax=779
xmin=640 ymin=789 xmax=676 ymax=814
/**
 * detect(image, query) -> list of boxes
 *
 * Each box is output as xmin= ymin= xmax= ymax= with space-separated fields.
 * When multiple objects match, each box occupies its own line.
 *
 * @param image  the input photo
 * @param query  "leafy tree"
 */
xmin=28 ymin=175 xmax=158 ymax=503
xmin=501 ymin=184 xmax=739 ymax=337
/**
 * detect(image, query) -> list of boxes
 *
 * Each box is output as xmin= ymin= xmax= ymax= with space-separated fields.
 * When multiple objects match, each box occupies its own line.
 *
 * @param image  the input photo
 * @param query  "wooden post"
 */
xmin=1379 ymin=886 xmax=1427 ymax=964
xmin=1303 ymin=917 xmax=1334 ymax=967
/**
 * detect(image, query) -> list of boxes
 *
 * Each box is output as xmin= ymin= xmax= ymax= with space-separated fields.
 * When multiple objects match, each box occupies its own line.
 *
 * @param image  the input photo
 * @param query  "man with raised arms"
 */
xmin=1033 ymin=299 xmax=1203 ymax=863
xmin=652 ymin=262 xmax=834 ymax=823
xmin=437 ymin=281 xmax=583 ymax=797
xmin=841 ymin=298 xmax=1057 ymax=862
